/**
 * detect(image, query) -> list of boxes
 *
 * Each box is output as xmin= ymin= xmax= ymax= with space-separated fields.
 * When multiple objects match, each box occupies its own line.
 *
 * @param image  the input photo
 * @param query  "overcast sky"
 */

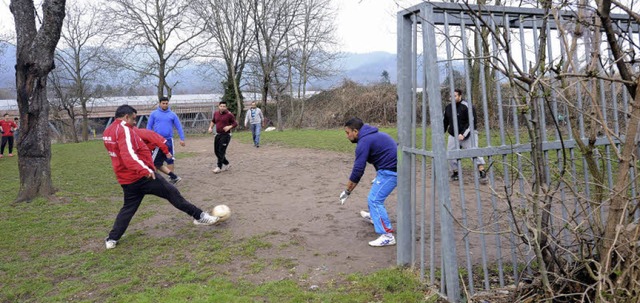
xmin=0 ymin=0 xmax=425 ymax=54
xmin=336 ymin=0 xmax=421 ymax=54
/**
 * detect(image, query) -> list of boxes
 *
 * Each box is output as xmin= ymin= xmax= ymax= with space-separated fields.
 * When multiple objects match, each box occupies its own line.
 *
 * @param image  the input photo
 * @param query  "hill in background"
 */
xmin=0 ymin=42 xmax=397 ymax=97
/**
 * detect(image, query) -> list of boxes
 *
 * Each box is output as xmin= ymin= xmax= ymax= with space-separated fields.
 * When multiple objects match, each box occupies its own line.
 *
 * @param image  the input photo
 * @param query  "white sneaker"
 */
xmin=194 ymin=212 xmax=220 ymax=225
xmin=212 ymin=167 xmax=221 ymax=174
xmin=221 ymin=164 xmax=231 ymax=171
xmin=360 ymin=210 xmax=373 ymax=224
xmin=105 ymin=238 xmax=117 ymax=249
xmin=368 ymin=234 xmax=396 ymax=247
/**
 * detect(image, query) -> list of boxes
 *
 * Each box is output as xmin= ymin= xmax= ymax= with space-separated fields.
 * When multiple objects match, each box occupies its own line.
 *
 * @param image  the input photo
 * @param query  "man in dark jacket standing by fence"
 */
xmin=443 ymin=88 xmax=486 ymax=182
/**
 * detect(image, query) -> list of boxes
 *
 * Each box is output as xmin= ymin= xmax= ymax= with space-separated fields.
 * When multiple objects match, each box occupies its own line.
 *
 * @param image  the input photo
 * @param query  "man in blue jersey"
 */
xmin=147 ymin=96 xmax=186 ymax=184
xmin=339 ymin=117 xmax=398 ymax=247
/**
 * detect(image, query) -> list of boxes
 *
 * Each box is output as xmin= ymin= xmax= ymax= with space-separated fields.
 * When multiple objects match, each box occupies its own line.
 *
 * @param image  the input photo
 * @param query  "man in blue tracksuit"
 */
xmin=339 ymin=117 xmax=398 ymax=247
xmin=146 ymin=96 xmax=186 ymax=183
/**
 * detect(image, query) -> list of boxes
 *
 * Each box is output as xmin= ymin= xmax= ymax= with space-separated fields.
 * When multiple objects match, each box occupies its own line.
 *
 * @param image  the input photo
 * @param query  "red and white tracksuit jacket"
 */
xmin=134 ymin=128 xmax=170 ymax=155
xmin=103 ymin=119 xmax=155 ymax=185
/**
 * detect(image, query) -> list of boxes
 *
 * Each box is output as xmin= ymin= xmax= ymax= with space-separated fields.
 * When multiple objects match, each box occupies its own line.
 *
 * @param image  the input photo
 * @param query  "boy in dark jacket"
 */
xmin=443 ymin=89 xmax=486 ymax=182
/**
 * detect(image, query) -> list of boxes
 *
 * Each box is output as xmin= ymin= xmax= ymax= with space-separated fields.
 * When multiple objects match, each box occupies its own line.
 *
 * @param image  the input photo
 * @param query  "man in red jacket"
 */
xmin=102 ymin=104 xmax=218 ymax=250
xmin=0 ymin=113 xmax=18 ymax=158
xmin=134 ymin=128 xmax=182 ymax=184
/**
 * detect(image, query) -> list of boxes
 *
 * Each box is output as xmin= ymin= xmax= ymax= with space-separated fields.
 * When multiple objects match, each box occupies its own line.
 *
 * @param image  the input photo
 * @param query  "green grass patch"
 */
xmin=0 ymin=137 xmax=433 ymax=302
xmin=231 ymin=127 xmax=398 ymax=153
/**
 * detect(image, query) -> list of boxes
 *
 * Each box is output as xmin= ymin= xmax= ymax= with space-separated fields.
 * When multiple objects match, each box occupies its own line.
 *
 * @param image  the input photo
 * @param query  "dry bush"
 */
xmin=302 ymin=80 xmax=397 ymax=128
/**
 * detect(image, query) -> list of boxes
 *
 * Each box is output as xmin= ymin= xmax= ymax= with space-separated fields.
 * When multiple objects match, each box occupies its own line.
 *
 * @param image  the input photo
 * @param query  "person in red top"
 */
xmin=0 ymin=113 xmax=18 ymax=158
xmin=134 ymin=128 xmax=182 ymax=185
xmin=207 ymin=101 xmax=238 ymax=174
xmin=102 ymin=104 xmax=219 ymax=250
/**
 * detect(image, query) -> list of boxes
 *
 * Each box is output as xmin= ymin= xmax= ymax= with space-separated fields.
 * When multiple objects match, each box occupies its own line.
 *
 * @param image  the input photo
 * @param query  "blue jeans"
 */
xmin=250 ymin=123 xmax=261 ymax=146
xmin=367 ymin=169 xmax=397 ymax=234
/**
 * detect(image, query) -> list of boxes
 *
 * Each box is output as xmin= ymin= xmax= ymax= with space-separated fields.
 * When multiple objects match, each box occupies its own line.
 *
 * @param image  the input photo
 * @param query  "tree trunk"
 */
xmin=276 ymin=98 xmax=282 ymax=131
xmin=11 ymin=0 xmax=66 ymax=202
xmin=15 ymin=68 xmax=56 ymax=202
xmin=298 ymin=68 xmax=308 ymax=127
xmin=232 ymin=70 xmax=243 ymax=118
xmin=261 ymin=75 xmax=269 ymax=117
xmin=599 ymin=79 xmax=640 ymax=297
xmin=81 ymin=101 xmax=88 ymax=141
xmin=158 ymin=67 xmax=165 ymax=99
xmin=69 ymin=115 xmax=79 ymax=143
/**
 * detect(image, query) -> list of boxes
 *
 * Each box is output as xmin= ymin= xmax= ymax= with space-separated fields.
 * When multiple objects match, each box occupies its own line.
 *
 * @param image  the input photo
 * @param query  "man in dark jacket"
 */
xmin=340 ymin=117 xmax=397 ymax=247
xmin=443 ymin=88 xmax=486 ymax=182
xmin=103 ymin=105 xmax=219 ymax=250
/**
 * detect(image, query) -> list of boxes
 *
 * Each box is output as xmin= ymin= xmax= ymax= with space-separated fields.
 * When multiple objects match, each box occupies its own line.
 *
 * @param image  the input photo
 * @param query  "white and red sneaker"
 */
xmin=368 ymin=234 xmax=396 ymax=247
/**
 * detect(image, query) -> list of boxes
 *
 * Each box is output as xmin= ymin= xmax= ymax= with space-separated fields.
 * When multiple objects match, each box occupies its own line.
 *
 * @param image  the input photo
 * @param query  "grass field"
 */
xmin=0 ymin=128 xmax=439 ymax=303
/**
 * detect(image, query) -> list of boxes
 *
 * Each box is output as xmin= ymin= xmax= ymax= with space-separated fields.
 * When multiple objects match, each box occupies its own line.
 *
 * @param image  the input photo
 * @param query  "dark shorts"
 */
xmin=151 ymin=147 xmax=167 ymax=168
xmin=164 ymin=138 xmax=175 ymax=165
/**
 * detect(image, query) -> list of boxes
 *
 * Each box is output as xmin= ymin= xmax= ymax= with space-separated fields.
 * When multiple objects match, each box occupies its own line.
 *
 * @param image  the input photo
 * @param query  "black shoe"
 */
xmin=479 ymin=170 xmax=488 ymax=184
xmin=450 ymin=171 xmax=459 ymax=181
xmin=170 ymin=176 xmax=182 ymax=184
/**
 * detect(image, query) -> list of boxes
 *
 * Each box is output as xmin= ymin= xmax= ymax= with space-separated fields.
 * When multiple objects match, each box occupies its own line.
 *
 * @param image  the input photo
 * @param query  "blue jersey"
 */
xmin=349 ymin=124 xmax=397 ymax=184
xmin=147 ymin=107 xmax=185 ymax=140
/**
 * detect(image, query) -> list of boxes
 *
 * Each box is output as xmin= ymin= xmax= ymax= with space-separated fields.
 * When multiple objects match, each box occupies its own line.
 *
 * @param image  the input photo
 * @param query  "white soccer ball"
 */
xmin=212 ymin=204 xmax=231 ymax=222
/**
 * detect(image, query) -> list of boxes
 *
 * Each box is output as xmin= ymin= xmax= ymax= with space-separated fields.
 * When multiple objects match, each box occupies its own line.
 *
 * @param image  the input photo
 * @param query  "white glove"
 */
xmin=339 ymin=190 xmax=350 ymax=205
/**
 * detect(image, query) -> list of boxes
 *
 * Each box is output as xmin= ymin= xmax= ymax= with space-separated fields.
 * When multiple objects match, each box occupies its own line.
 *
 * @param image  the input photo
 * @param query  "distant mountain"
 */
xmin=0 ymin=43 xmax=16 ymax=91
xmin=1 ymin=42 xmax=411 ymax=95
xmin=0 ymin=42 xmax=219 ymax=96
xmin=308 ymin=51 xmax=463 ymax=89
xmin=166 ymin=65 xmax=219 ymax=94
xmin=311 ymin=51 xmax=398 ymax=88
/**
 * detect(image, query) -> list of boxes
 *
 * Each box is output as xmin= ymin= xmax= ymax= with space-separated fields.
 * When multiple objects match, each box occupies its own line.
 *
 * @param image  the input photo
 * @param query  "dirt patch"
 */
xmin=137 ymin=135 xmax=396 ymax=286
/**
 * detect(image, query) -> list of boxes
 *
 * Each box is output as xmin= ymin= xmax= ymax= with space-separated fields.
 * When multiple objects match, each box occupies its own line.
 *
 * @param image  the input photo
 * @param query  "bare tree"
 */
xmin=456 ymin=0 xmax=640 ymax=300
xmin=0 ymin=32 xmax=16 ymax=99
xmin=290 ymin=0 xmax=338 ymax=126
xmin=105 ymin=0 xmax=208 ymax=99
xmin=192 ymin=0 xmax=253 ymax=118
xmin=249 ymin=0 xmax=303 ymax=130
xmin=49 ymin=69 xmax=80 ymax=142
xmin=53 ymin=2 xmax=108 ymax=142
xmin=0 ymin=33 xmax=12 ymax=60
xmin=10 ymin=0 xmax=66 ymax=202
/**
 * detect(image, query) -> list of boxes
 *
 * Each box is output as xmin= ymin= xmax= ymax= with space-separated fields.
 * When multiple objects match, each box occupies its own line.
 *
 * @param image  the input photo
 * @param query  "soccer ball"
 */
xmin=212 ymin=204 xmax=231 ymax=222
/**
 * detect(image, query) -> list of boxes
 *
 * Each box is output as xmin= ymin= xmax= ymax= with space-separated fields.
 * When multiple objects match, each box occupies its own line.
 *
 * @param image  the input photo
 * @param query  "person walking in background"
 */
xmin=146 ymin=96 xmax=186 ymax=174
xmin=134 ymin=127 xmax=182 ymax=185
xmin=339 ymin=117 xmax=398 ymax=247
xmin=208 ymin=101 xmax=237 ymax=174
xmin=244 ymin=101 xmax=265 ymax=148
xmin=103 ymin=104 xmax=219 ymax=250
xmin=443 ymin=88 xmax=486 ymax=182
xmin=0 ymin=113 xmax=18 ymax=158
xmin=12 ymin=117 xmax=19 ymax=143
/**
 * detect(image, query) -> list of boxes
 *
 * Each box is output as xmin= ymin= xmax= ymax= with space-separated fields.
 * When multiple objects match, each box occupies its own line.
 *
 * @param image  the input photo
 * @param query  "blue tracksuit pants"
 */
xmin=368 ymin=169 xmax=397 ymax=234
